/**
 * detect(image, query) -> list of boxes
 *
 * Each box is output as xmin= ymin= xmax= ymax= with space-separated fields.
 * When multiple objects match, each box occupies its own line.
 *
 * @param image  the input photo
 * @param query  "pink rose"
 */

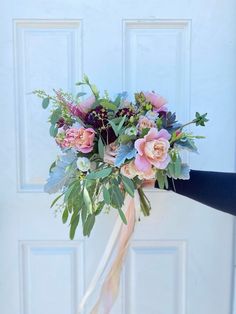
xmin=138 ymin=116 xmax=156 ymax=131
xmin=121 ymin=160 xmax=156 ymax=180
xmin=68 ymin=95 xmax=96 ymax=119
xmin=135 ymin=128 xmax=171 ymax=172
xmin=144 ymin=91 xmax=168 ymax=112
xmin=62 ymin=127 xmax=96 ymax=153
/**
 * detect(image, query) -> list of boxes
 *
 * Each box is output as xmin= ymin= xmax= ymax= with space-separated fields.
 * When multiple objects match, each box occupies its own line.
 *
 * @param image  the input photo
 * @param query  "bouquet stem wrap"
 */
xmin=78 ymin=193 xmax=138 ymax=314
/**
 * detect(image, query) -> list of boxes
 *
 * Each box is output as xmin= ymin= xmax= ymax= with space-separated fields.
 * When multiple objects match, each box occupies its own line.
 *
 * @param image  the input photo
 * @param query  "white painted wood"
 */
xmin=0 ymin=1 xmax=235 ymax=314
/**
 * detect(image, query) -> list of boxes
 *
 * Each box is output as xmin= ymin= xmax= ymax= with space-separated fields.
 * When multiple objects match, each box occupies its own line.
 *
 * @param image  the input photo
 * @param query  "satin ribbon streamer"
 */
xmin=78 ymin=192 xmax=139 ymax=314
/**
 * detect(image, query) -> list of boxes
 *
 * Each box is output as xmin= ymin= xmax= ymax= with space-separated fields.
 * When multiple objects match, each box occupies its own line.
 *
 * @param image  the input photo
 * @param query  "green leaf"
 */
xmin=137 ymin=187 xmax=151 ymax=216
xmin=69 ymin=214 xmax=80 ymax=239
xmin=76 ymin=92 xmax=87 ymax=98
xmin=95 ymin=201 xmax=105 ymax=215
xmin=83 ymin=214 xmax=95 ymax=236
xmin=111 ymin=184 xmax=124 ymax=208
xmin=49 ymin=124 xmax=58 ymax=137
xmin=91 ymin=84 xmax=99 ymax=98
xmin=156 ymin=117 xmax=163 ymax=130
xmin=118 ymin=208 xmax=127 ymax=224
xmin=109 ymin=120 xmax=119 ymax=136
xmin=156 ymin=171 xmax=165 ymax=189
xmin=140 ymin=128 xmax=150 ymax=137
xmin=42 ymin=97 xmax=50 ymax=109
xmin=117 ymin=116 xmax=126 ymax=133
xmin=109 ymin=116 xmax=127 ymax=136
xmin=50 ymin=109 xmax=62 ymax=125
xmin=103 ymin=186 xmax=111 ymax=204
xmin=81 ymin=205 xmax=87 ymax=225
xmin=114 ymin=95 xmax=121 ymax=107
xmin=86 ymin=167 xmax=112 ymax=180
xmin=50 ymin=193 xmax=64 ymax=208
xmin=118 ymin=134 xmax=136 ymax=144
xmin=100 ymin=99 xmax=117 ymax=111
xmin=174 ymin=156 xmax=181 ymax=178
xmin=98 ymin=137 xmax=105 ymax=159
xmin=121 ymin=175 xmax=135 ymax=197
xmin=83 ymin=186 xmax=93 ymax=214
xmin=62 ymin=208 xmax=69 ymax=224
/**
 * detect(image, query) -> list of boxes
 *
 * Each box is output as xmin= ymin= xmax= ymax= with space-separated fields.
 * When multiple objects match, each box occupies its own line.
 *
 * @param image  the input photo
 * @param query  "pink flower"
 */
xmin=121 ymin=160 xmax=156 ymax=180
xmin=68 ymin=95 xmax=96 ymax=119
xmin=134 ymin=128 xmax=171 ymax=172
xmin=138 ymin=116 xmax=156 ymax=131
xmin=144 ymin=92 xmax=168 ymax=112
xmin=62 ymin=127 xmax=96 ymax=153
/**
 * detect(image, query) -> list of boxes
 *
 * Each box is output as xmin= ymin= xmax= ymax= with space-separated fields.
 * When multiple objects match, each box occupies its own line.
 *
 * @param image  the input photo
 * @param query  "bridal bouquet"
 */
xmin=34 ymin=75 xmax=208 ymax=239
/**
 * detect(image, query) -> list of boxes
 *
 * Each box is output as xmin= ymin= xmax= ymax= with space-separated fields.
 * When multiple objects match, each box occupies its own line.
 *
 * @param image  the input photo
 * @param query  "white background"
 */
xmin=0 ymin=0 xmax=236 ymax=313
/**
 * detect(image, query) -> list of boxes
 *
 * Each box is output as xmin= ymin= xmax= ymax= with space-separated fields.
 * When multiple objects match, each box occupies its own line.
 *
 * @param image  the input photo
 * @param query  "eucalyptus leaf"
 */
xmin=69 ymin=214 xmax=80 ymax=239
xmin=50 ymin=193 xmax=64 ymax=208
xmin=86 ymin=167 xmax=112 ymax=180
xmin=50 ymin=109 xmax=62 ymax=125
xmin=83 ymin=186 xmax=93 ymax=214
xmin=62 ymin=208 xmax=69 ymax=224
xmin=121 ymin=175 xmax=135 ymax=197
xmin=42 ymin=97 xmax=50 ymax=109
xmin=103 ymin=186 xmax=111 ymax=204
xmin=83 ymin=214 xmax=95 ymax=236
xmin=118 ymin=208 xmax=127 ymax=224
xmin=156 ymin=171 xmax=165 ymax=189
xmin=49 ymin=124 xmax=58 ymax=137
xmin=98 ymin=137 xmax=105 ymax=159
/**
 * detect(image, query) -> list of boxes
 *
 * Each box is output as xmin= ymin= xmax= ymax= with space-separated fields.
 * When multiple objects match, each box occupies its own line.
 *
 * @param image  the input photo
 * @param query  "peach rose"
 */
xmin=135 ymin=128 xmax=171 ymax=172
xmin=63 ymin=127 xmax=96 ymax=153
xmin=138 ymin=116 xmax=156 ymax=131
xmin=121 ymin=160 xmax=156 ymax=180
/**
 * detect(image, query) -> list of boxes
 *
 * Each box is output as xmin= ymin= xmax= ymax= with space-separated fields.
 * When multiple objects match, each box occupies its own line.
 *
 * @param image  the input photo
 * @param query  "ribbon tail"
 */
xmin=77 ymin=208 xmax=124 ymax=313
xmin=90 ymin=194 xmax=137 ymax=314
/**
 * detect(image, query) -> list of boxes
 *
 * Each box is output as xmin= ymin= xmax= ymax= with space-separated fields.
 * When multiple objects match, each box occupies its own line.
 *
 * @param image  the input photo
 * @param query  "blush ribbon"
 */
xmin=78 ymin=193 xmax=139 ymax=314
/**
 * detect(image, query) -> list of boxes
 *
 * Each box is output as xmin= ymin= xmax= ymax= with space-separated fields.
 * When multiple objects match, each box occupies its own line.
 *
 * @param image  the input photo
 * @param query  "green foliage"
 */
xmin=83 ymin=186 xmax=93 ymax=214
xmin=86 ymin=167 xmax=112 ymax=180
xmin=121 ymin=175 xmax=135 ymax=197
xmin=42 ymin=97 xmax=50 ymax=109
xmin=98 ymin=137 xmax=105 ymax=159
xmin=49 ymin=124 xmax=58 ymax=137
xmin=137 ymin=187 xmax=151 ymax=216
xmin=83 ymin=214 xmax=95 ymax=236
xmin=109 ymin=116 xmax=126 ymax=136
xmin=156 ymin=170 xmax=168 ymax=189
xmin=103 ymin=186 xmax=110 ymax=204
xmin=195 ymin=112 xmax=209 ymax=126
xmin=118 ymin=208 xmax=127 ymax=224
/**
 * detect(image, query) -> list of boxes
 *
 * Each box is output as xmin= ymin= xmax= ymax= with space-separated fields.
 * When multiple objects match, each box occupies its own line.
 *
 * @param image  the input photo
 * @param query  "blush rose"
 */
xmin=134 ymin=128 xmax=171 ymax=172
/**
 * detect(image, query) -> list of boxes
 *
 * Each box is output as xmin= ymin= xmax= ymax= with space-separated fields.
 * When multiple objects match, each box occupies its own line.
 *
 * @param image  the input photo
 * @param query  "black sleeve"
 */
xmin=162 ymin=170 xmax=236 ymax=216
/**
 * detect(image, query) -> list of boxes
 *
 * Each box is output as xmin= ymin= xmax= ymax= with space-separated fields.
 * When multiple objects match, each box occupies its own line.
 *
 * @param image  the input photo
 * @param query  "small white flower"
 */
xmin=76 ymin=157 xmax=90 ymax=172
xmin=125 ymin=126 xmax=138 ymax=136
xmin=145 ymin=110 xmax=159 ymax=121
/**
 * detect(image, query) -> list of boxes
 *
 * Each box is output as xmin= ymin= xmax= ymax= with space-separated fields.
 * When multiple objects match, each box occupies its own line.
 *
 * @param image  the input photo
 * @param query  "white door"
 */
xmin=1 ymin=1 xmax=236 ymax=314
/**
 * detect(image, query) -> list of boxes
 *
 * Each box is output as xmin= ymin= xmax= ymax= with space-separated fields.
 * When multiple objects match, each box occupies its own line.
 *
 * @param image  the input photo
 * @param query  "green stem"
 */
xmin=137 ymin=187 xmax=151 ymax=216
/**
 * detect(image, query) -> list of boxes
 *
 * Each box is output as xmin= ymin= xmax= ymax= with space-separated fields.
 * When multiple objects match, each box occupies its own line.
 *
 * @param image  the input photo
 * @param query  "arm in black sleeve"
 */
xmin=164 ymin=170 xmax=236 ymax=216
